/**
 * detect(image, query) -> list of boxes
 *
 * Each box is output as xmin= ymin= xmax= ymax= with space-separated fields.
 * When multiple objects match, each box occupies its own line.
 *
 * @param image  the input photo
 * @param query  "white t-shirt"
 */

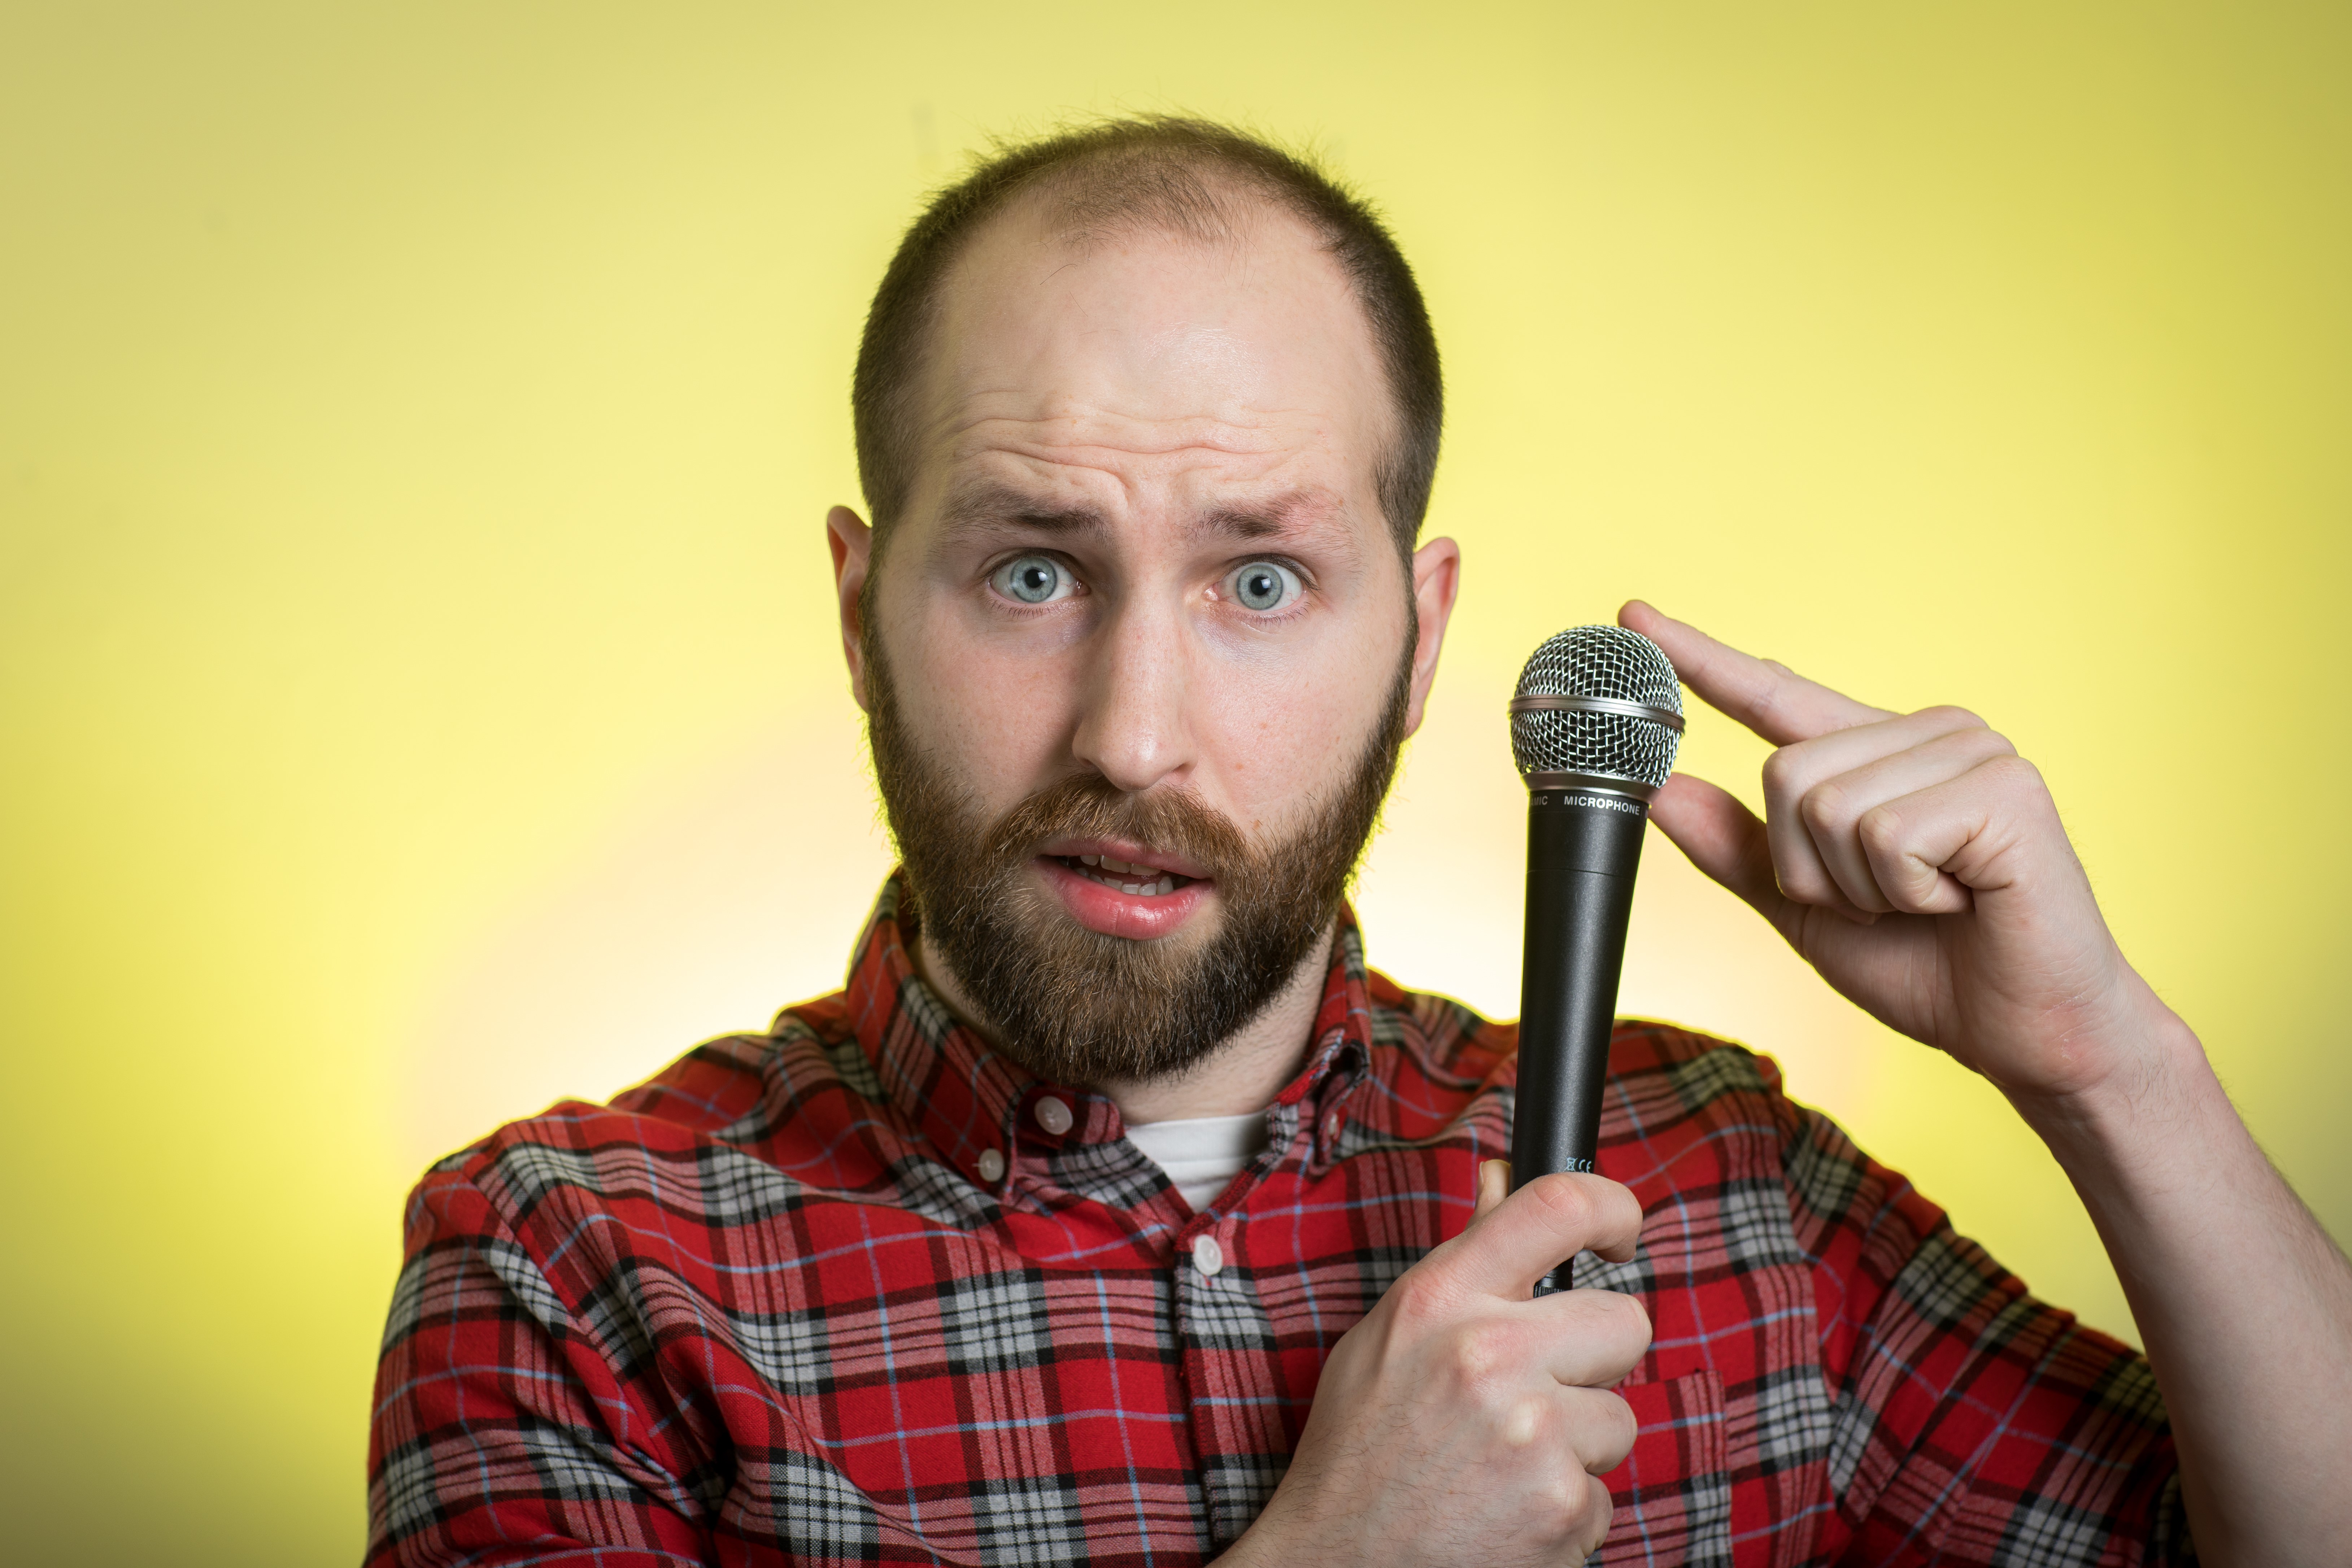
xmin=1125 ymin=1110 xmax=1271 ymax=1212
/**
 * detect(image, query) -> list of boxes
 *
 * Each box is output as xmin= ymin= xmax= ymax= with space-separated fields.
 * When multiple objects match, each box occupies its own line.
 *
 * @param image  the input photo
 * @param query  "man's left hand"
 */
xmin=1619 ymin=600 xmax=2169 ymax=1108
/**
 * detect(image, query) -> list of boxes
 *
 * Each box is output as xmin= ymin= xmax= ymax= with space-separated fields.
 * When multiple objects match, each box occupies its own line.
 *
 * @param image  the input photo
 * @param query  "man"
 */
xmin=365 ymin=118 xmax=2352 ymax=1566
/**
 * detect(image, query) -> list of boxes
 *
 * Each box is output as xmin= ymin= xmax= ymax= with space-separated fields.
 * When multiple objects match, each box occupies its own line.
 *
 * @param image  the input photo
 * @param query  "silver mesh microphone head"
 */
xmin=1509 ymin=626 xmax=1685 ymax=798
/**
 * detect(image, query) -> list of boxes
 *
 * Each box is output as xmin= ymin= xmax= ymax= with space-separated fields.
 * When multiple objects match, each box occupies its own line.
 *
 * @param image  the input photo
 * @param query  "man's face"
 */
xmin=834 ymin=197 xmax=1458 ymax=1084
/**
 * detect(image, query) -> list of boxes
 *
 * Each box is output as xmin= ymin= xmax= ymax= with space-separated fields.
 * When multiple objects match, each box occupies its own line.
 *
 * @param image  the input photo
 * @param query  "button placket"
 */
xmin=1170 ymin=1212 xmax=1284 ymax=1545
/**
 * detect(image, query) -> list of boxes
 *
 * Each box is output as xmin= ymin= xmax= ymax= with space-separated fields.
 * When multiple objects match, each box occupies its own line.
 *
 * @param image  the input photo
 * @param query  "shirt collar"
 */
xmin=839 ymin=874 xmax=1374 ymax=1189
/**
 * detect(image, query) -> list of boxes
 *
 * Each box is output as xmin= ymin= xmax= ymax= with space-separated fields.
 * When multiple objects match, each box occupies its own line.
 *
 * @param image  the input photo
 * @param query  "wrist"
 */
xmin=2004 ymin=992 xmax=2228 ymax=1189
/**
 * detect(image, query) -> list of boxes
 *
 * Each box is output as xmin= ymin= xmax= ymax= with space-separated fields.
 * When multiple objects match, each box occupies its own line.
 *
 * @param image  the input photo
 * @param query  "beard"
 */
xmin=864 ymin=628 xmax=1413 ymax=1088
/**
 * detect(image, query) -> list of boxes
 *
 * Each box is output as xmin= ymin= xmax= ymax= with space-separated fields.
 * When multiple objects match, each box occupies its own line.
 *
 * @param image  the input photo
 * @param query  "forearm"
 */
xmin=2016 ymin=1001 xmax=2352 ymax=1567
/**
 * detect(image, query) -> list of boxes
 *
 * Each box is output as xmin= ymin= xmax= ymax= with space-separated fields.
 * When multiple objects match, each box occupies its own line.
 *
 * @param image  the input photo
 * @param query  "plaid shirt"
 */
xmin=367 ymin=879 xmax=2189 ymax=1566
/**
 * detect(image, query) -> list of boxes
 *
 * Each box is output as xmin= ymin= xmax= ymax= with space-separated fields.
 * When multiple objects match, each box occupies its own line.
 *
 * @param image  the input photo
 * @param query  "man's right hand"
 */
xmin=1227 ymin=1160 xmax=1650 ymax=1568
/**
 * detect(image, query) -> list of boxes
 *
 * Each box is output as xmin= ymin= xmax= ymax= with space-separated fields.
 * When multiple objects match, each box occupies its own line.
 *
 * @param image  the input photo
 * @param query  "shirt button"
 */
xmin=1033 ymin=1096 xmax=1073 ymax=1136
xmin=977 ymin=1147 xmax=1006 ymax=1184
xmin=1323 ymin=1111 xmax=1345 ymax=1144
xmin=1192 ymin=1234 xmax=1225 ymax=1277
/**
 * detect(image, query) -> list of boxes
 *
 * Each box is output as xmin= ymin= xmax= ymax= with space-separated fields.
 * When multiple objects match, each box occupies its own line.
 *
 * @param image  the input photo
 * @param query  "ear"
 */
xmin=827 ymin=505 xmax=875 ymax=711
xmin=1402 ymin=535 xmax=1461 ymax=739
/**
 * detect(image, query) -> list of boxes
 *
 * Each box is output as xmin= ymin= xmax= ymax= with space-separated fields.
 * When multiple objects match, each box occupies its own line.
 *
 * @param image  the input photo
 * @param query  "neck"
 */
xmin=911 ymin=922 xmax=1337 ymax=1127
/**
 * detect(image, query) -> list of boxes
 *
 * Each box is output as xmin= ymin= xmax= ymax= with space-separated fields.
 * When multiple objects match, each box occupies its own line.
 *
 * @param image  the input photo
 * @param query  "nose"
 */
xmin=1070 ymin=593 xmax=1198 ymax=796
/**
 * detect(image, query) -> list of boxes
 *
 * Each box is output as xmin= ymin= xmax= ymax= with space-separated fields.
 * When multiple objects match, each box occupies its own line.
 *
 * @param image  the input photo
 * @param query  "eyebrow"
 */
xmin=937 ymin=483 xmax=1107 ymax=541
xmin=936 ymin=482 xmax=1341 ymax=546
xmin=1197 ymin=491 xmax=1339 ymax=542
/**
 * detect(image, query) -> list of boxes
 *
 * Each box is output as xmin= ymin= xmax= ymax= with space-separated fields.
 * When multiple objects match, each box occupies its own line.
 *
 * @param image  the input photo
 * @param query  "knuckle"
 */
xmin=1554 ymin=1484 xmax=1594 ymax=1542
xmin=1498 ymin=1391 xmax=1549 ymax=1449
xmin=1922 ymin=703 xmax=1986 ymax=730
xmin=1772 ymin=857 xmax=1835 ymax=905
xmin=1981 ymin=752 xmax=2045 ymax=794
xmin=1530 ymin=1485 xmax=1578 ymax=1550
xmin=1798 ymin=780 xmax=1852 ymax=836
xmin=1881 ymin=880 xmax=1941 ymax=916
xmin=1383 ymin=1269 xmax=1446 ymax=1330
xmin=1572 ymin=1289 xmax=1651 ymax=1362
xmin=1610 ymin=1289 xmax=1654 ymax=1350
xmin=1584 ymin=1475 xmax=1620 ymax=1554
xmin=1524 ymin=1171 xmax=1599 ymax=1234
xmin=1533 ymin=1467 xmax=1584 ymax=1519
xmin=1441 ymin=1319 xmax=1507 ymax=1389
xmin=1611 ymin=1182 xmax=1648 ymax=1236
xmin=1855 ymin=802 xmax=1905 ymax=854
xmin=1560 ymin=1469 xmax=1610 ymax=1538
xmin=1759 ymin=746 xmax=1804 ymax=798
xmin=1580 ymin=1176 xmax=1645 ymax=1248
xmin=1599 ymin=1389 xmax=1639 ymax=1458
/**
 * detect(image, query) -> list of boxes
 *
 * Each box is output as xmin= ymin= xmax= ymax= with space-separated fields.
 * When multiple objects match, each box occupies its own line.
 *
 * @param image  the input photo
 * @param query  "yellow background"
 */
xmin=4 ymin=3 xmax=2346 ymax=1562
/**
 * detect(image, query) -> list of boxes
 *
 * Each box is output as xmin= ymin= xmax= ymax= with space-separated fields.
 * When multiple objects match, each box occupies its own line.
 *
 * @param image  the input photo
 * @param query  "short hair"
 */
xmin=850 ymin=116 xmax=1444 ymax=560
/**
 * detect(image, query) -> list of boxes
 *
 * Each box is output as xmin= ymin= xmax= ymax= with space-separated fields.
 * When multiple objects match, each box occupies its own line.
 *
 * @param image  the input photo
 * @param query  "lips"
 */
xmin=1034 ymin=846 xmax=1216 ymax=941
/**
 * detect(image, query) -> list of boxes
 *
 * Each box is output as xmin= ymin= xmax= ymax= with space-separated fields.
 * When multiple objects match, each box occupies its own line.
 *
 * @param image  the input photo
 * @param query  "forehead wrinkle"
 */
xmin=941 ymin=405 xmax=1301 ymax=462
xmin=938 ymin=433 xmax=1318 ymax=523
xmin=943 ymin=447 xmax=1336 ymax=543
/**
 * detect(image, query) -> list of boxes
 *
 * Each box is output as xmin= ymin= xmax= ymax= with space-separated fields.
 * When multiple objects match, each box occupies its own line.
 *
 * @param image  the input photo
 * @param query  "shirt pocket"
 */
xmin=1595 ymin=1367 xmax=1732 ymax=1567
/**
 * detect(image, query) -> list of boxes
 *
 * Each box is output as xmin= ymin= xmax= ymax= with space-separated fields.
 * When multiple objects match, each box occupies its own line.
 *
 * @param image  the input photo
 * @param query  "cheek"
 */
xmin=1198 ymin=641 xmax=1393 ymax=827
xmin=891 ymin=615 xmax=1079 ymax=801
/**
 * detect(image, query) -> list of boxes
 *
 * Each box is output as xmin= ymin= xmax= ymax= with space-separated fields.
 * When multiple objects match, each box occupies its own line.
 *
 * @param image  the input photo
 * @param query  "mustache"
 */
xmin=984 ymin=774 xmax=1252 ymax=881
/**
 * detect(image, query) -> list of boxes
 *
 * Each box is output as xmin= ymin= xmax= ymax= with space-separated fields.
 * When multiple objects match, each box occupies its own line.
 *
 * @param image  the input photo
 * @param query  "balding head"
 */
xmin=851 ymin=117 xmax=1443 ymax=559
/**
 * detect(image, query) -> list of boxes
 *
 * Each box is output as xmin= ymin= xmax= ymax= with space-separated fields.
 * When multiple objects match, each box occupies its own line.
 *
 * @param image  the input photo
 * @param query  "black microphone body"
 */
xmin=1512 ymin=792 xmax=1649 ymax=1294
xmin=1504 ymin=624 xmax=1684 ymax=1297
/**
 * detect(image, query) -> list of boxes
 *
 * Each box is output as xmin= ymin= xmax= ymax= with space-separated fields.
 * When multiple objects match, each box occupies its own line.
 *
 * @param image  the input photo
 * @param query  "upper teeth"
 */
xmin=1083 ymin=854 xmax=1147 ymax=876
xmin=1075 ymin=854 xmax=1176 ymax=896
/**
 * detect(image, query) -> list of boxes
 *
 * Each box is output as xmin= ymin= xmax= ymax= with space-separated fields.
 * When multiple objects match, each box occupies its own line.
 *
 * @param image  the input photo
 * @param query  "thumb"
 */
xmin=1437 ymin=1172 xmax=1645 ymax=1299
xmin=1647 ymin=772 xmax=1783 ymax=922
xmin=1472 ymin=1158 xmax=1509 ymax=1221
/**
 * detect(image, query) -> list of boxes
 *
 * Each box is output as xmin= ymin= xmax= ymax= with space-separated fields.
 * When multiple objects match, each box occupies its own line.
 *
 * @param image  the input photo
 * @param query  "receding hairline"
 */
xmin=852 ymin=116 xmax=1444 ymax=558
xmin=923 ymin=155 xmax=1376 ymax=347
xmin=1000 ymin=142 xmax=1299 ymax=252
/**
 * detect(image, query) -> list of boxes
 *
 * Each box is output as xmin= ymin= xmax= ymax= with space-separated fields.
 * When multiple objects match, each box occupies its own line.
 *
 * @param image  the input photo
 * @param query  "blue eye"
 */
xmin=994 ymin=556 xmax=1068 ymax=605
xmin=1230 ymin=561 xmax=1301 ymax=613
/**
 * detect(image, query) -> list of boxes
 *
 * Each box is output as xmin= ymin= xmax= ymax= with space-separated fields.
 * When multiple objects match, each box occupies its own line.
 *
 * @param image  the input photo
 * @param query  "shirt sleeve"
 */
xmin=364 ymin=1161 xmax=716 ymax=1568
xmin=1778 ymin=1098 xmax=2195 ymax=1567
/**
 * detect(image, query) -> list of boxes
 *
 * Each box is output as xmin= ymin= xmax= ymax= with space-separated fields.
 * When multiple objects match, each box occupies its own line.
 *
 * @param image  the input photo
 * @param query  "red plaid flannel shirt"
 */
xmin=367 ymin=879 xmax=2189 ymax=1565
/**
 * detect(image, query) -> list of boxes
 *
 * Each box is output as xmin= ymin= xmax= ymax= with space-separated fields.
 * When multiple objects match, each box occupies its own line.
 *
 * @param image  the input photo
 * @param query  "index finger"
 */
xmin=1436 ymin=1172 xmax=1644 ymax=1300
xmin=1620 ymin=599 xmax=1891 ymax=748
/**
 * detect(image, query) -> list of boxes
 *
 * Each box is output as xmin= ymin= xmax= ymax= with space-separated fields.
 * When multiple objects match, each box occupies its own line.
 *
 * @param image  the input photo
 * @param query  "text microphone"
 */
xmin=1508 ymin=626 xmax=1685 ymax=1294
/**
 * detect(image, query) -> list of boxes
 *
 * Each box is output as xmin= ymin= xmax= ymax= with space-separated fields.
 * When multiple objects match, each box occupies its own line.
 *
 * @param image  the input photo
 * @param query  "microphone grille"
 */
xmin=1511 ymin=625 xmax=1685 ymax=788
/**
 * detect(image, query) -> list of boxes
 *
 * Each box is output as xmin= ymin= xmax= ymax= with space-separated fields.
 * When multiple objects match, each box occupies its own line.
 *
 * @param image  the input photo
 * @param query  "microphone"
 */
xmin=1508 ymin=626 xmax=1685 ymax=1294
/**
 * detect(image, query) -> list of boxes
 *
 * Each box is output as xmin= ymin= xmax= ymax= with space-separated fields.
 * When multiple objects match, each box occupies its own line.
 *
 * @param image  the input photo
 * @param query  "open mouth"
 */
xmin=1051 ymin=853 xmax=1199 ymax=899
